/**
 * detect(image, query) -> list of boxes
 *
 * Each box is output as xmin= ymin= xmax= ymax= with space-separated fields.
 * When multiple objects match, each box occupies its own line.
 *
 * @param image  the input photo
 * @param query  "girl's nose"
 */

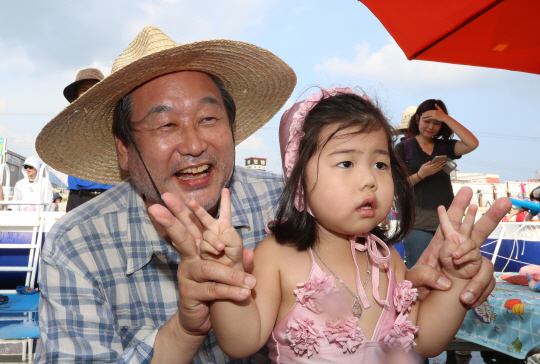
xmin=359 ymin=168 xmax=377 ymax=190
xmin=177 ymin=127 xmax=208 ymax=156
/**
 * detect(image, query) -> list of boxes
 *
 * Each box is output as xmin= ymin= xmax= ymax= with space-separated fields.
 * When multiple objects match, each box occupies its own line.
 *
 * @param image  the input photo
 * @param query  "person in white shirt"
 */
xmin=11 ymin=156 xmax=53 ymax=211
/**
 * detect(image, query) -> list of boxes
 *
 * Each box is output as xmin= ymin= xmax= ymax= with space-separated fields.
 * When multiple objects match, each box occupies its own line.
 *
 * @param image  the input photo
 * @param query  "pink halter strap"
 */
xmin=350 ymin=233 xmax=391 ymax=309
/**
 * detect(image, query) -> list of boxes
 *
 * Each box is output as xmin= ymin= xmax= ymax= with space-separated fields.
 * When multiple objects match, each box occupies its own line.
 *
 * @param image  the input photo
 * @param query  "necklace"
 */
xmin=313 ymin=247 xmax=370 ymax=318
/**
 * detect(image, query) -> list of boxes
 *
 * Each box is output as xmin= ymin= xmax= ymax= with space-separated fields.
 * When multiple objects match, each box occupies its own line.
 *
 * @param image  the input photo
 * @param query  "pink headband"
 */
xmin=278 ymin=87 xmax=370 ymax=212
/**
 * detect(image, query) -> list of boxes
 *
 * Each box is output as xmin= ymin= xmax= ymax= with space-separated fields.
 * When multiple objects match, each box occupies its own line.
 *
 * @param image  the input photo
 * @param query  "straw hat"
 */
xmin=396 ymin=106 xmax=417 ymax=130
xmin=37 ymin=26 xmax=297 ymax=185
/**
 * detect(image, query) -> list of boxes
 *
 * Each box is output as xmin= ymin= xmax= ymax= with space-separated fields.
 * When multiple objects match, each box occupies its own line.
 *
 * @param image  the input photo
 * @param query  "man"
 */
xmin=35 ymin=26 xmax=508 ymax=363
xmin=11 ymin=156 xmax=53 ymax=211
xmin=52 ymin=68 xmax=114 ymax=211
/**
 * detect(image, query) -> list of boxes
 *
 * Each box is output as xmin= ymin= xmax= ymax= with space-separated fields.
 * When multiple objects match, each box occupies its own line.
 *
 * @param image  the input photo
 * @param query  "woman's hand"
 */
xmin=420 ymin=104 xmax=450 ymax=123
xmin=418 ymin=159 xmax=446 ymax=179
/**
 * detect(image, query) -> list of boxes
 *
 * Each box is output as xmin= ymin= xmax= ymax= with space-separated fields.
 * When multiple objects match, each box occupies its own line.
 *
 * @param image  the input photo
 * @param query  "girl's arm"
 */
xmin=192 ymin=192 xmax=282 ymax=359
xmin=399 ymin=204 xmax=482 ymax=358
xmin=209 ymin=238 xmax=282 ymax=358
xmin=421 ymin=104 xmax=479 ymax=156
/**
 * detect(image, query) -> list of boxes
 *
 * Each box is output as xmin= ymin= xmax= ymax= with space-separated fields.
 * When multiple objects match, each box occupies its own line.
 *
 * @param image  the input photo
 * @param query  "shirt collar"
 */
xmin=124 ymin=175 xmax=252 ymax=275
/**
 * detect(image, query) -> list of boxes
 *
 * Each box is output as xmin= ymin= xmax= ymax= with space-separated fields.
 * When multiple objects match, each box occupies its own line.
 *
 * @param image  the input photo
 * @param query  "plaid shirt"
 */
xmin=35 ymin=167 xmax=283 ymax=363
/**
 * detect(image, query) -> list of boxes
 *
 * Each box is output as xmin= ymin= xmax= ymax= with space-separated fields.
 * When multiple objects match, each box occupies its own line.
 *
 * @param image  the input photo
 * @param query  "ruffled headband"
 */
xmin=278 ymin=87 xmax=371 ymax=212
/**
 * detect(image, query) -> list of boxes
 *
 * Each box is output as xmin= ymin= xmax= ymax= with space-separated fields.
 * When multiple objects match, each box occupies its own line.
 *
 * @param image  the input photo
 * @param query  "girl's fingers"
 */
xmin=162 ymin=193 xmax=203 ymax=242
xmin=452 ymin=238 xmax=477 ymax=261
xmin=202 ymin=230 xmax=225 ymax=253
xmin=437 ymin=205 xmax=455 ymax=239
xmin=219 ymin=188 xmax=232 ymax=225
xmin=453 ymin=248 xmax=481 ymax=266
xmin=459 ymin=204 xmax=478 ymax=238
xmin=200 ymin=240 xmax=222 ymax=261
xmin=189 ymin=199 xmax=218 ymax=233
xmin=148 ymin=203 xmax=198 ymax=258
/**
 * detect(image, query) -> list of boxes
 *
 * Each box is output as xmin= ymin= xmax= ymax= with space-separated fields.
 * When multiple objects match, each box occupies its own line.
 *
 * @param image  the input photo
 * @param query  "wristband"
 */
xmin=417 ymin=172 xmax=423 ymax=180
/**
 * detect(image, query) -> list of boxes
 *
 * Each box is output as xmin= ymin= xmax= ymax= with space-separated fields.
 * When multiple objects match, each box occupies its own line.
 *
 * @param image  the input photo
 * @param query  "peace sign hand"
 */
xmin=438 ymin=204 xmax=482 ymax=280
xmin=190 ymin=189 xmax=245 ymax=271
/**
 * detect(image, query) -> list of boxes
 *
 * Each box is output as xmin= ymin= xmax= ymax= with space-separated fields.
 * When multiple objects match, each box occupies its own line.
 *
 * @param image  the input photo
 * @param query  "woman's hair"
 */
xmin=407 ymin=99 xmax=454 ymax=140
xmin=270 ymin=92 xmax=414 ymax=251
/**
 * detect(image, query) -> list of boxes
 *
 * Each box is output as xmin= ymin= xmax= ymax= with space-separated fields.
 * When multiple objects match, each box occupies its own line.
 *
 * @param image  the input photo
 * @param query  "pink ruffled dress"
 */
xmin=266 ymin=233 xmax=419 ymax=363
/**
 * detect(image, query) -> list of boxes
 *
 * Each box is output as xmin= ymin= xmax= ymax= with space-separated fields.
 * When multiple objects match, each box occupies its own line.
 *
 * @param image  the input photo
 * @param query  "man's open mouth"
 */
xmin=174 ymin=164 xmax=211 ymax=180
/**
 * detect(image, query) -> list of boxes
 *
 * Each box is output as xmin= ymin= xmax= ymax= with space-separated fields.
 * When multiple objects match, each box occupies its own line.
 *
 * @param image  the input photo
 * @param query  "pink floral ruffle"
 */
xmin=393 ymin=280 xmax=418 ymax=314
xmin=294 ymin=274 xmax=339 ymax=314
xmin=383 ymin=312 xmax=418 ymax=353
xmin=286 ymin=318 xmax=323 ymax=357
xmin=324 ymin=317 xmax=366 ymax=354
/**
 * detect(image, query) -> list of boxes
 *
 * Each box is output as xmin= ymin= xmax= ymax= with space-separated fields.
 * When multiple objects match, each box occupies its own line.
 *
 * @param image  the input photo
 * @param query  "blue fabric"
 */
xmin=403 ymin=229 xmax=435 ymax=269
xmin=0 ymin=294 xmax=39 ymax=340
xmin=456 ymin=273 xmax=540 ymax=359
xmin=67 ymin=176 xmax=114 ymax=191
xmin=35 ymin=167 xmax=283 ymax=364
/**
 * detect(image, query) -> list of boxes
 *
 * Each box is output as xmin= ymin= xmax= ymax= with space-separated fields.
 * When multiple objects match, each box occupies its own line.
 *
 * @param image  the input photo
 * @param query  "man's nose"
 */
xmin=176 ymin=126 xmax=207 ymax=156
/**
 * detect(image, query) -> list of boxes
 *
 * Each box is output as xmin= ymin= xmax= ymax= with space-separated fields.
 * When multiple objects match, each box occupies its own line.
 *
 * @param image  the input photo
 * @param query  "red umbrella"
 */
xmin=359 ymin=0 xmax=540 ymax=74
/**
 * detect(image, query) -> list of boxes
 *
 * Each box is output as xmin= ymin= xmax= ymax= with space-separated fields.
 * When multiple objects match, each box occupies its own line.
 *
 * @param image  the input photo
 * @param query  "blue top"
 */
xmin=67 ymin=176 xmax=114 ymax=191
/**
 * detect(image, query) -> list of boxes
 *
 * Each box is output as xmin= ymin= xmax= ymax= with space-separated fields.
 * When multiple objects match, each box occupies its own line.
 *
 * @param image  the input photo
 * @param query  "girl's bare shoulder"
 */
xmin=254 ymin=236 xmax=310 ymax=268
xmin=388 ymin=245 xmax=408 ymax=283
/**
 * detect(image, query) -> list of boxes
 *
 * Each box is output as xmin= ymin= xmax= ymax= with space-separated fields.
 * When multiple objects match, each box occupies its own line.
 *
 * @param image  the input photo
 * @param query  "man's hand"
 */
xmin=148 ymin=192 xmax=256 ymax=338
xmin=406 ymin=187 xmax=511 ymax=307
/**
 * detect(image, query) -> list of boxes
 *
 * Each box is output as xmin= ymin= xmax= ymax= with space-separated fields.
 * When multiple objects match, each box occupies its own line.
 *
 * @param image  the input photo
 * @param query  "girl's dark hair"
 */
xmin=407 ymin=99 xmax=454 ymax=140
xmin=269 ymin=91 xmax=414 ymax=250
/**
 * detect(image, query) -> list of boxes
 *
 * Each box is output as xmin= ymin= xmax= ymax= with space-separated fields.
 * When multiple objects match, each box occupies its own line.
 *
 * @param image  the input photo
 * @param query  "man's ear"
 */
xmin=115 ymin=136 xmax=130 ymax=171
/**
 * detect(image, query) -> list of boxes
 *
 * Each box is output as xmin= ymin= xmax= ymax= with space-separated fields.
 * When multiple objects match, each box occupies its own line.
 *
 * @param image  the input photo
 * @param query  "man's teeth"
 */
xmin=179 ymin=165 xmax=210 ymax=174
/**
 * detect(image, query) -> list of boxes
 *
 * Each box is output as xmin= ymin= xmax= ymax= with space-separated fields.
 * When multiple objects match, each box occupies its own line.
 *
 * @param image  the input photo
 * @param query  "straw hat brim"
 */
xmin=37 ymin=40 xmax=297 ymax=184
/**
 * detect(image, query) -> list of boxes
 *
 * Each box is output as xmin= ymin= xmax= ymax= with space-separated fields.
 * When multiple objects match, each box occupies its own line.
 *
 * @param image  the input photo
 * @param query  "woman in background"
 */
xmin=395 ymin=99 xmax=479 ymax=269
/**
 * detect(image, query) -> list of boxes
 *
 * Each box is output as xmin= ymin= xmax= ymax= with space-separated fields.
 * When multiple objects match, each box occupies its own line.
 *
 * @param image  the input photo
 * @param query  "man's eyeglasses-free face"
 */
xmin=23 ymin=165 xmax=34 ymax=170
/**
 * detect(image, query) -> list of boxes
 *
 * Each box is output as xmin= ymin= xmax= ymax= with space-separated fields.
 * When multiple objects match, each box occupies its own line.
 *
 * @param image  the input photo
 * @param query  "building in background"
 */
xmin=245 ymin=157 xmax=267 ymax=171
xmin=3 ymin=150 xmax=26 ymax=189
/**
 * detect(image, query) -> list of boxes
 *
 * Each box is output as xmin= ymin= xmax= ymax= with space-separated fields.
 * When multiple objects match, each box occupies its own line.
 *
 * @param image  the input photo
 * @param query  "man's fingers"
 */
xmin=446 ymin=187 xmax=473 ymax=229
xmin=459 ymin=256 xmax=495 ymax=306
xmin=459 ymin=204 xmax=477 ymax=238
xmin=242 ymin=248 xmax=255 ymax=274
xmin=179 ymin=281 xmax=252 ymax=303
xmin=470 ymin=197 xmax=511 ymax=248
xmin=162 ymin=193 xmax=203 ymax=242
xmin=406 ymin=264 xmax=452 ymax=296
xmin=182 ymin=259 xmax=256 ymax=289
xmin=471 ymin=275 xmax=496 ymax=309
xmin=148 ymin=203 xmax=198 ymax=258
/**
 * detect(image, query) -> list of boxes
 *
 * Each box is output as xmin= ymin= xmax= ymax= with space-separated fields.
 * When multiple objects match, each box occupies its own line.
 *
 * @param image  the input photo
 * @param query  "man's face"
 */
xmin=77 ymin=80 xmax=99 ymax=98
xmin=24 ymin=165 xmax=37 ymax=181
xmin=116 ymin=71 xmax=235 ymax=215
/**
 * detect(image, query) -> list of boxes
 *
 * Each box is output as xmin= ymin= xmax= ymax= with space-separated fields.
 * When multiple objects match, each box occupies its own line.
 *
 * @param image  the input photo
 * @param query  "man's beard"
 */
xmin=128 ymin=151 xmax=234 ymax=212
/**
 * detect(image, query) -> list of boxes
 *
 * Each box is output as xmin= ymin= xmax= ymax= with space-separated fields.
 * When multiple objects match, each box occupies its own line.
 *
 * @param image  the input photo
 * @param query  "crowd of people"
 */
xmin=1 ymin=26 xmax=515 ymax=363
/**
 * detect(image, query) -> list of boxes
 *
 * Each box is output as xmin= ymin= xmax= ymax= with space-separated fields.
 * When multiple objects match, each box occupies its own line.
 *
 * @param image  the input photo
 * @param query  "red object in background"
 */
xmin=516 ymin=211 xmax=528 ymax=222
xmin=358 ymin=0 xmax=540 ymax=74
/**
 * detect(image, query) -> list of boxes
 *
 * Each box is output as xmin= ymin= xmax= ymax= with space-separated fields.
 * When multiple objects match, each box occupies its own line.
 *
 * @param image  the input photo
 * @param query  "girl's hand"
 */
xmin=438 ymin=204 xmax=482 ymax=280
xmin=418 ymin=159 xmax=446 ymax=178
xmin=420 ymin=104 xmax=450 ymax=123
xmin=190 ymin=189 xmax=245 ymax=271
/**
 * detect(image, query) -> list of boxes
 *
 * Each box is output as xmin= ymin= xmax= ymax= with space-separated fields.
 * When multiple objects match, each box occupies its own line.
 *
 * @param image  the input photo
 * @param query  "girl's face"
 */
xmin=304 ymin=126 xmax=394 ymax=239
xmin=417 ymin=114 xmax=442 ymax=139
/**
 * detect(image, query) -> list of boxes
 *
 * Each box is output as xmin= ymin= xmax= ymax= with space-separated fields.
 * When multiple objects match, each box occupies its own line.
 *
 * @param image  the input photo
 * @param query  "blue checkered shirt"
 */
xmin=35 ymin=167 xmax=283 ymax=363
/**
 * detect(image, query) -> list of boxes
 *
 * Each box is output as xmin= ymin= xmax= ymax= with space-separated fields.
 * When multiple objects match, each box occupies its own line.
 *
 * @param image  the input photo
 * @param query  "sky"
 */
xmin=1 ymin=0 xmax=539 ymax=183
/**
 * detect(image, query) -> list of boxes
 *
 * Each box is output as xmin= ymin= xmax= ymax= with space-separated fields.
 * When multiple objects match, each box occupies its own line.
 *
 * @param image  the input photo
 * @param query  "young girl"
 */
xmin=193 ymin=88 xmax=482 ymax=362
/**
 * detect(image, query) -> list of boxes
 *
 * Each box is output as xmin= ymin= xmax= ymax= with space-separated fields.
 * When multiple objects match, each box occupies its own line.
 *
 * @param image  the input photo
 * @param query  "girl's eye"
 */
xmin=337 ymin=161 xmax=353 ymax=168
xmin=375 ymin=162 xmax=387 ymax=170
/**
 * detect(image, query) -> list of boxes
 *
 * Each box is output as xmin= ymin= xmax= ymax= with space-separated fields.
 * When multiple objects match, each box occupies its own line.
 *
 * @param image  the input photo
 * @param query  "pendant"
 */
xmin=352 ymin=297 xmax=362 ymax=318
